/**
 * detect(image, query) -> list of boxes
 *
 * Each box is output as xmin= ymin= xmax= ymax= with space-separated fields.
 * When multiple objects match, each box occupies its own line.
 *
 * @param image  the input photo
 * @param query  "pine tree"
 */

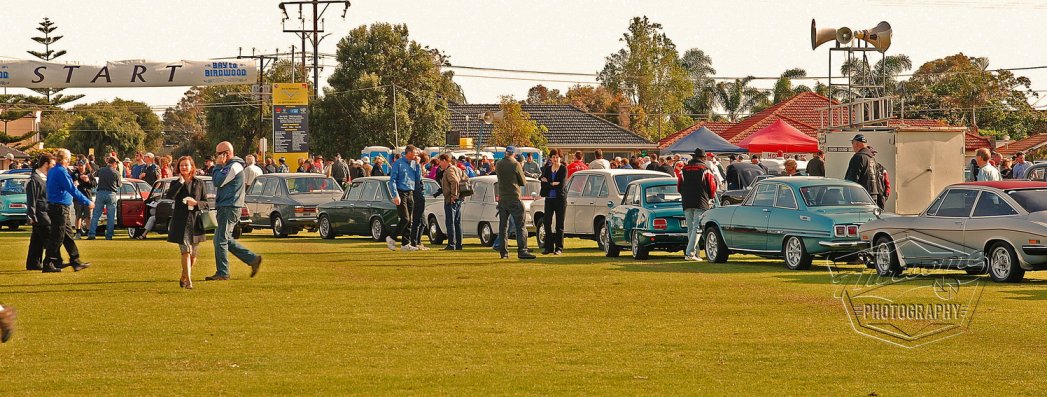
xmin=26 ymin=18 xmax=84 ymax=106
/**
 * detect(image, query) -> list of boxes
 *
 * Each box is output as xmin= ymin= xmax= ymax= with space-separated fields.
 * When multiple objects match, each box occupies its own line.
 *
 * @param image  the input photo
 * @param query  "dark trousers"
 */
xmin=411 ymin=191 xmax=425 ymax=246
xmin=544 ymin=196 xmax=566 ymax=251
xmin=45 ymin=205 xmax=81 ymax=267
xmin=874 ymin=194 xmax=886 ymax=209
xmin=497 ymin=199 xmax=528 ymax=255
xmin=26 ymin=222 xmax=49 ymax=269
xmin=394 ymin=191 xmax=414 ymax=246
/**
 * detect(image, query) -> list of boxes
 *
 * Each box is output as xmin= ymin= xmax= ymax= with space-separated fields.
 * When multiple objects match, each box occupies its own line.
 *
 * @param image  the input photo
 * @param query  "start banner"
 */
xmin=0 ymin=59 xmax=257 ymax=88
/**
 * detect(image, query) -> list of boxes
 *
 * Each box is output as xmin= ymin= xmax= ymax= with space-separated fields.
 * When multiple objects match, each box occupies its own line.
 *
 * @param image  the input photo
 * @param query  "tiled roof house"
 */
xmin=447 ymin=103 xmax=655 ymax=150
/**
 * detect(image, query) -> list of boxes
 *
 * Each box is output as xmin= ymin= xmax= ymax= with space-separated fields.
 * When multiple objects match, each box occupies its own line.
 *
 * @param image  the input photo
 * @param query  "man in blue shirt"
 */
xmin=44 ymin=149 xmax=93 ymax=272
xmin=386 ymin=144 xmax=421 ymax=251
xmin=1011 ymin=151 xmax=1030 ymax=179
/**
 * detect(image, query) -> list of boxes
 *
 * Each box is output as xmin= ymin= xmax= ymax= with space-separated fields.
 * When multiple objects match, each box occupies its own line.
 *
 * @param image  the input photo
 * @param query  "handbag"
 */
xmin=458 ymin=172 xmax=473 ymax=197
xmin=200 ymin=210 xmax=219 ymax=231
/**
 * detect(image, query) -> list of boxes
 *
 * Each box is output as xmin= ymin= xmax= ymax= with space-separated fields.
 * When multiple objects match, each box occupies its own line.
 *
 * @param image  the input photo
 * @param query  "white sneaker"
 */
xmin=401 ymin=245 xmax=418 ymax=251
xmin=385 ymin=237 xmax=397 ymax=251
xmin=684 ymin=255 xmax=700 ymax=261
xmin=416 ymin=244 xmax=429 ymax=251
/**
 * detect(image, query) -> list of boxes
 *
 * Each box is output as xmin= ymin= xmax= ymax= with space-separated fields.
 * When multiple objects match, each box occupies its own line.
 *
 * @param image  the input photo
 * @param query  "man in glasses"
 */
xmin=206 ymin=141 xmax=262 ymax=281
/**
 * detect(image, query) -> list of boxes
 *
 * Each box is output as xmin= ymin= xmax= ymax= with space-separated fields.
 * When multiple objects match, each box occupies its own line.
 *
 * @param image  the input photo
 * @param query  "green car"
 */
xmin=700 ymin=177 xmax=878 ymax=270
xmin=317 ymin=176 xmax=439 ymax=241
xmin=604 ymin=177 xmax=688 ymax=259
xmin=0 ymin=174 xmax=29 ymax=230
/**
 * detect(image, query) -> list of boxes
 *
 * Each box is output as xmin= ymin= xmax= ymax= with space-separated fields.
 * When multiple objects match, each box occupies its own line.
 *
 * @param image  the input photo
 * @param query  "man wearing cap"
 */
xmin=844 ymin=134 xmax=883 ymax=207
xmin=680 ymin=148 xmax=718 ymax=261
xmin=494 ymin=146 xmax=536 ymax=260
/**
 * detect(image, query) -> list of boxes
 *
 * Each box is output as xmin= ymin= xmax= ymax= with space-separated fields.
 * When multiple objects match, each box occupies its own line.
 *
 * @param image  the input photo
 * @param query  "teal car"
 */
xmin=604 ymin=177 xmax=688 ymax=259
xmin=0 ymin=174 xmax=29 ymax=230
xmin=700 ymin=177 xmax=879 ymax=270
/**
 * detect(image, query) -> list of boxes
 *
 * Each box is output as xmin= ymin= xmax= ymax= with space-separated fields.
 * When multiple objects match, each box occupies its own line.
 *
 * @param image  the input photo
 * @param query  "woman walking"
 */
xmin=166 ymin=156 xmax=208 ymax=289
xmin=540 ymin=149 xmax=566 ymax=255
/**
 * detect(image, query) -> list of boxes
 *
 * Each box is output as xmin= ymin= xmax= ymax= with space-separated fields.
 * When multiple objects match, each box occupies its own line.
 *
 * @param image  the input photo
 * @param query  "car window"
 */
xmin=613 ymin=174 xmax=662 ymax=194
xmin=484 ymin=183 xmax=495 ymax=202
xmin=930 ymin=189 xmax=978 ymax=217
xmin=523 ymin=180 xmax=541 ymax=199
xmin=583 ymin=175 xmax=606 ymax=197
xmin=286 ymin=177 xmax=342 ymax=194
xmin=148 ymin=182 xmax=166 ymax=200
xmin=623 ymin=184 xmax=641 ymax=205
xmin=0 ymin=178 xmax=27 ymax=195
xmin=925 ymin=190 xmax=948 ymax=215
xmin=1007 ymin=188 xmax=1047 ymax=213
xmin=472 ymin=182 xmax=489 ymax=203
xmin=423 ymin=180 xmax=440 ymax=196
xmin=973 ymin=191 xmax=1018 ymax=217
xmin=775 ymin=184 xmax=798 ymax=209
xmin=135 ymin=181 xmax=152 ymax=195
xmin=262 ymin=178 xmax=279 ymax=197
xmin=644 ymin=184 xmax=682 ymax=205
xmin=345 ymin=182 xmax=364 ymax=201
xmin=249 ymin=178 xmax=265 ymax=195
xmin=360 ymin=181 xmax=379 ymax=201
xmin=798 ymin=185 xmax=874 ymax=207
xmin=567 ymin=175 xmax=588 ymax=197
xmin=123 ymin=182 xmax=140 ymax=198
xmin=202 ymin=180 xmax=216 ymax=200
xmin=1028 ymin=167 xmax=1046 ymax=181
xmin=749 ymin=184 xmax=776 ymax=207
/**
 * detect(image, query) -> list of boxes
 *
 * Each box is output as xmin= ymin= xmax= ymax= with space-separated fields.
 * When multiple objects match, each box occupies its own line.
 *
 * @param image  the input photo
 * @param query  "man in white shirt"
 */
xmin=243 ymin=155 xmax=263 ymax=188
xmin=704 ymin=152 xmax=726 ymax=188
xmin=588 ymin=149 xmax=610 ymax=170
xmin=976 ymin=148 xmax=1002 ymax=182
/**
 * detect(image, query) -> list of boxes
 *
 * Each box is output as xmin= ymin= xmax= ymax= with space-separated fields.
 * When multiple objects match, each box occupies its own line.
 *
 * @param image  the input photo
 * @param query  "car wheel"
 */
xmin=232 ymin=225 xmax=243 ymax=239
xmin=720 ymin=197 xmax=732 ymax=206
xmin=428 ymin=215 xmax=445 ymax=245
xmin=873 ymin=236 xmax=903 ymax=277
xmin=534 ymin=215 xmax=546 ymax=247
xmin=318 ymin=215 xmax=335 ymax=239
xmin=478 ymin=222 xmax=495 ymax=247
xmin=987 ymin=242 xmax=1025 ymax=283
xmin=782 ymin=236 xmax=813 ymax=270
xmin=631 ymin=231 xmax=650 ymax=260
xmin=604 ymin=224 xmax=620 ymax=257
xmin=271 ymin=215 xmax=288 ymax=238
xmin=593 ymin=218 xmax=606 ymax=251
xmin=370 ymin=218 xmax=385 ymax=241
xmin=127 ymin=227 xmax=140 ymax=239
xmin=704 ymin=226 xmax=728 ymax=263
xmin=7 ymin=224 xmax=19 ymax=230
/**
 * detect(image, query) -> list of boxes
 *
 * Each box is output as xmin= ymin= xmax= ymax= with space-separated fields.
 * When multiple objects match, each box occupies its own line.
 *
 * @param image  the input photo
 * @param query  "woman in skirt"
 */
xmin=166 ymin=156 xmax=208 ymax=289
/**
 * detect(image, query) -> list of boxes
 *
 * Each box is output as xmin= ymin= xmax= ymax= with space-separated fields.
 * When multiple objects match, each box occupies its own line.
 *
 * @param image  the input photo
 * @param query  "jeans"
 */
xmin=684 ymin=208 xmax=705 ymax=258
xmin=213 ymin=207 xmax=257 ymax=277
xmin=493 ymin=214 xmax=516 ymax=251
xmin=444 ymin=200 xmax=463 ymax=249
xmin=88 ymin=190 xmax=118 ymax=238
xmin=497 ymin=200 xmax=528 ymax=255
xmin=45 ymin=204 xmax=81 ymax=267
xmin=393 ymin=191 xmax=414 ymax=246
xmin=411 ymin=191 xmax=425 ymax=246
xmin=543 ymin=196 xmax=565 ymax=251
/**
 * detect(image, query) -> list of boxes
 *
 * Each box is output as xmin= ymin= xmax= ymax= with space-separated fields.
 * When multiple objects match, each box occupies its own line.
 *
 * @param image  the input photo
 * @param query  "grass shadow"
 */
xmin=1 ymin=279 xmax=170 ymax=288
xmin=1004 ymin=289 xmax=1047 ymax=300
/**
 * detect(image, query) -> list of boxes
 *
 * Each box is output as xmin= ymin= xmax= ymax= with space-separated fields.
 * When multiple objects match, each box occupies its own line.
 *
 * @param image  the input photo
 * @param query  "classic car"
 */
xmin=424 ymin=175 xmax=541 ymax=247
xmin=700 ymin=177 xmax=879 ymax=270
xmin=531 ymin=169 xmax=667 ymax=250
xmin=119 ymin=176 xmax=252 ymax=239
xmin=317 ymin=176 xmax=439 ymax=241
xmin=720 ymin=174 xmax=773 ymax=206
xmin=245 ymin=173 xmax=343 ymax=237
xmin=604 ymin=177 xmax=687 ymax=259
xmin=0 ymin=174 xmax=29 ymax=230
xmin=859 ymin=181 xmax=1047 ymax=283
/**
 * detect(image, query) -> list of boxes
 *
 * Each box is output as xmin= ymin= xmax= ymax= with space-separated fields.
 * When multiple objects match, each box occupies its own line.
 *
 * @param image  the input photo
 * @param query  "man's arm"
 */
xmin=25 ymin=179 xmax=38 ymax=224
xmin=844 ymin=155 xmax=861 ymax=182
xmin=387 ymin=161 xmax=401 ymax=196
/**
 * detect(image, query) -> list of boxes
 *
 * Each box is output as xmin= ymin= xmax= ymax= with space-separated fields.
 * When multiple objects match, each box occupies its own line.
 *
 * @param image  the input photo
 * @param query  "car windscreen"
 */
xmin=521 ymin=181 xmax=541 ymax=199
xmin=644 ymin=184 xmax=682 ymax=205
xmin=135 ymin=181 xmax=152 ymax=195
xmin=285 ymin=177 xmax=343 ymax=194
xmin=613 ymin=174 xmax=663 ymax=194
xmin=1007 ymin=188 xmax=1047 ymax=213
xmin=0 ymin=178 xmax=27 ymax=195
xmin=798 ymin=185 xmax=874 ymax=207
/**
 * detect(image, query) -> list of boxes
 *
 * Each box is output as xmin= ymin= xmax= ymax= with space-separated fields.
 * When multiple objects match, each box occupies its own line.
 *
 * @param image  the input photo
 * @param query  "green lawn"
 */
xmin=1 ymin=229 xmax=1046 ymax=395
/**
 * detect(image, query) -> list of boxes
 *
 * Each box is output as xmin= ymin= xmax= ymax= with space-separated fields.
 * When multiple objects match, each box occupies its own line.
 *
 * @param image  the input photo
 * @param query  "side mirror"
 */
xmin=531 ymin=192 xmax=538 ymax=198
xmin=607 ymin=200 xmax=614 ymax=208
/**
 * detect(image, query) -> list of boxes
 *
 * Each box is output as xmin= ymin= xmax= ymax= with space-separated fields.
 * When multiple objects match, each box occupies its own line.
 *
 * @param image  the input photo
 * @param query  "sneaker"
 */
xmin=0 ymin=306 xmax=15 ymax=343
xmin=385 ymin=236 xmax=397 ymax=251
xmin=249 ymin=256 xmax=263 ymax=278
xmin=553 ymin=250 xmax=562 ymax=255
xmin=518 ymin=251 xmax=537 ymax=260
xmin=684 ymin=255 xmax=700 ymax=261
xmin=86 ymin=236 xmax=96 ymax=240
xmin=401 ymin=245 xmax=418 ymax=251
xmin=70 ymin=262 xmax=90 ymax=272
xmin=205 ymin=275 xmax=230 ymax=281
xmin=416 ymin=244 xmax=429 ymax=251
xmin=443 ymin=246 xmax=455 ymax=251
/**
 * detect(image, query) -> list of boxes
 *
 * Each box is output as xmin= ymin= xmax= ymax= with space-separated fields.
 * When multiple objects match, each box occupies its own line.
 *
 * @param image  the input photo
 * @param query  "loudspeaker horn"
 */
xmin=854 ymin=21 xmax=892 ymax=52
xmin=811 ymin=19 xmax=853 ymax=50
xmin=481 ymin=110 xmax=504 ymax=124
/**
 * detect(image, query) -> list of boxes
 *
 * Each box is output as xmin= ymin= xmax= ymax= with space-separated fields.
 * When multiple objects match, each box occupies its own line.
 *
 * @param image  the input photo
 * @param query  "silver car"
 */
xmin=530 ymin=169 xmax=667 ymax=250
xmin=859 ymin=181 xmax=1047 ymax=282
xmin=424 ymin=175 xmax=540 ymax=247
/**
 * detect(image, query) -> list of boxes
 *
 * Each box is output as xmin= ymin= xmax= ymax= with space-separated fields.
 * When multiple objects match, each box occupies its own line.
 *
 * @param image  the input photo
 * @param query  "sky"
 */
xmin=2 ymin=0 xmax=1047 ymax=112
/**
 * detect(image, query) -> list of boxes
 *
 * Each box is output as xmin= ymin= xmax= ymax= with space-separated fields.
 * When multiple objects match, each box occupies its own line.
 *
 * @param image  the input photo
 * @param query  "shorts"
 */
xmin=75 ymin=202 xmax=91 ymax=219
xmin=179 ymin=243 xmax=199 ymax=257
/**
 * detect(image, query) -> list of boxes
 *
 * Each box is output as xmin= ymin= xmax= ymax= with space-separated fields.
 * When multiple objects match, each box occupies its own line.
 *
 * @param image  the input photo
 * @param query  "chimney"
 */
xmin=994 ymin=135 xmax=1011 ymax=149
xmin=617 ymin=104 xmax=631 ymax=130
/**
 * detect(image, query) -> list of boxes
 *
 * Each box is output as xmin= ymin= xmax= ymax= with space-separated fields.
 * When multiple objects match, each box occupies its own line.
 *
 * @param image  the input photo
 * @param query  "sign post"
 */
xmin=272 ymin=83 xmax=310 ymax=168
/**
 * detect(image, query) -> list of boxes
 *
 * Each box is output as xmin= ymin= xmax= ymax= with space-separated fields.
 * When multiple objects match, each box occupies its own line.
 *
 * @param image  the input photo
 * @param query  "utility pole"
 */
xmin=279 ymin=0 xmax=351 ymax=99
xmin=392 ymin=84 xmax=398 ymax=147
xmin=238 ymin=48 xmax=278 ymax=155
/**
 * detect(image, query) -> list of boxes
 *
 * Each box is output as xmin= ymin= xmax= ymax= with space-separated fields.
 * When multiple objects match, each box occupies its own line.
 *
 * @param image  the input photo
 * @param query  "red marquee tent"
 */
xmin=736 ymin=119 xmax=819 ymax=153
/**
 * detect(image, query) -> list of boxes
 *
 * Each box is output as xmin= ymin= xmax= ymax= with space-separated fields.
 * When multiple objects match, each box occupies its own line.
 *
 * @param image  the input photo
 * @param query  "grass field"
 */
xmin=1 ymin=228 xmax=1046 ymax=395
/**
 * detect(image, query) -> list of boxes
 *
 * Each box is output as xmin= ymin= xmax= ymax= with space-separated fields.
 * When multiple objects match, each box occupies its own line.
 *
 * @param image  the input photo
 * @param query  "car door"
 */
xmin=256 ymin=177 xmax=280 ymax=227
xmin=606 ymin=184 xmax=631 ymax=244
xmin=153 ymin=181 xmax=176 ymax=232
xmin=356 ymin=181 xmax=382 ymax=234
xmin=482 ymin=181 xmax=499 ymax=232
xmin=575 ymin=174 xmax=606 ymax=235
xmin=964 ymin=190 xmax=1020 ymax=266
xmin=765 ymin=184 xmax=801 ymax=252
xmin=245 ymin=177 xmax=266 ymax=224
xmin=727 ymin=183 xmax=776 ymax=251
xmin=908 ymin=188 xmax=978 ymax=264
xmin=563 ymin=174 xmax=588 ymax=233
xmin=326 ymin=182 xmax=358 ymax=234
xmin=461 ymin=181 xmax=487 ymax=236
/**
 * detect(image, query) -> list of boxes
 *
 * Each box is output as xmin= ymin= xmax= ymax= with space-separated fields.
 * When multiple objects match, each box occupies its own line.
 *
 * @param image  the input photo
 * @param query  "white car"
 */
xmin=424 ymin=175 xmax=541 ymax=246
xmin=530 ymin=169 xmax=668 ymax=250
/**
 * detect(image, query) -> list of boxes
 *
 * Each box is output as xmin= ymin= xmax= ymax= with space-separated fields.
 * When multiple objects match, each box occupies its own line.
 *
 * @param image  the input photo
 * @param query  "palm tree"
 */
xmin=713 ymin=76 xmax=769 ymax=122
xmin=680 ymin=48 xmax=717 ymax=120
xmin=841 ymin=54 xmax=912 ymax=97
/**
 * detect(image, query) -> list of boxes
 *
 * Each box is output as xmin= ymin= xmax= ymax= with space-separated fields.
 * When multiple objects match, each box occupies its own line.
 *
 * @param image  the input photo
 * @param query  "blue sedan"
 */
xmin=700 ymin=177 xmax=880 ymax=270
xmin=604 ymin=177 xmax=688 ymax=259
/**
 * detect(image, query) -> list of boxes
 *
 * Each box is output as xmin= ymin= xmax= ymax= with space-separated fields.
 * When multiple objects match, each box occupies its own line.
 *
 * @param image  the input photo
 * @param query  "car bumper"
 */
xmin=818 ymin=240 xmax=871 ymax=250
xmin=285 ymin=217 xmax=319 ymax=229
xmin=0 ymin=212 xmax=27 ymax=220
xmin=639 ymin=231 xmax=689 ymax=244
xmin=1022 ymin=245 xmax=1047 ymax=256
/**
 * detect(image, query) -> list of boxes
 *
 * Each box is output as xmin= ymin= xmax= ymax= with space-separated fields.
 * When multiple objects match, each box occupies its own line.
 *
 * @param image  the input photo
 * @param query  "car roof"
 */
xmin=757 ymin=176 xmax=863 ymax=188
xmin=260 ymin=173 xmax=331 ymax=178
xmin=348 ymin=176 xmax=438 ymax=183
xmin=156 ymin=176 xmax=211 ymax=182
xmin=0 ymin=173 xmax=29 ymax=179
xmin=629 ymin=177 xmax=678 ymax=187
xmin=574 ymin=169 xmax=666 ymax=176
xmin=465 ymin=175 xmax=539 ymax=183
xmin=955 ymin=181 xmax=1047 ymax=190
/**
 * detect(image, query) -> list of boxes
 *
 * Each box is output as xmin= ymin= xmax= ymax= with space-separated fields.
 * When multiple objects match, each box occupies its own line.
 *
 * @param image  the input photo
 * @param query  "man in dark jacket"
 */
xmin=330 ymin=154 xmax=350 ymax=184
xmin=844 ymin=134 xmax=883 ymax=207
xmin=25 ymin=154 xmax=53 ymax=271
xmin=88 ymin=156 xmax=122 ymax=240
xmin=679 ymin=148 xmax=717 ymax=261
xmin=494 ymin=146 xmax=535 ymax=260
xmin=807 ymin=150 xmax=826 ymax=177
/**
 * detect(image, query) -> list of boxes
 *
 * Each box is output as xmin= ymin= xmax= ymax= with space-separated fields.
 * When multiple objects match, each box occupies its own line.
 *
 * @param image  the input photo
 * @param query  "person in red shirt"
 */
xmin=566 ymin=151 xmax=589 ymax=177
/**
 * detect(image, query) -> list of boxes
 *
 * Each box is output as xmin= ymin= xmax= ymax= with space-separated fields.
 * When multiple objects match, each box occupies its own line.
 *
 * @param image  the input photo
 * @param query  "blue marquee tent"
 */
xmin=663 ymin=126 xmax=746 ymax=154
